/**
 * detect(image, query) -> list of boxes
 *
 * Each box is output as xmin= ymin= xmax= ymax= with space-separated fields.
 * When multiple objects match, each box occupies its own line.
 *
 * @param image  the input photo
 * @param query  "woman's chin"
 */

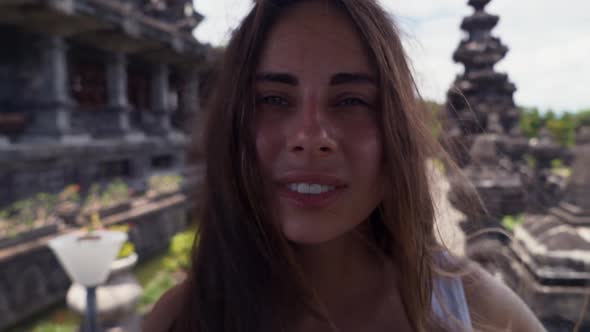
xmin=280 ymin=218 xmax=352 ymax=246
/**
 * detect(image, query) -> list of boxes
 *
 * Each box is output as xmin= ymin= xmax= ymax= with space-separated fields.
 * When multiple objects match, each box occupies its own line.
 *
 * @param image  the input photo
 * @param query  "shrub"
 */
xmin=163 ymin=228 xmax=197 ymax=272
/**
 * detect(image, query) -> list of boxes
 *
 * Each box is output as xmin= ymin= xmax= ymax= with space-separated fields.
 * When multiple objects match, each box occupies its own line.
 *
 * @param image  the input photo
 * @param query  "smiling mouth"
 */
xmin=285 ymin=182 xmax=336 ymax=195
xmin=277 ymin=182 xmax=346 ymax=209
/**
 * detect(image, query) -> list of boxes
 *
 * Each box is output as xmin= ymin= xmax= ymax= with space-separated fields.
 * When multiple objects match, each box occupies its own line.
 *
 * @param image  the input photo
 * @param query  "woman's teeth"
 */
xmin=287 ymin=183 xmax=336 ymax=195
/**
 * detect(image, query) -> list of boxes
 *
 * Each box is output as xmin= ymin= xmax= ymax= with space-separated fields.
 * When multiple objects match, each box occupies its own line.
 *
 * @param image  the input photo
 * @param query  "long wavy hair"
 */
xmin=177 ymin=0 xmax=472 ymax=331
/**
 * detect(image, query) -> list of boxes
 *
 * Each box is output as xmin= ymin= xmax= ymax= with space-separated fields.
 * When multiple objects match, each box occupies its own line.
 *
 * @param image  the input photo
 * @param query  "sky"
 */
xmin=192 ymin=0 xmax=590 ymax=112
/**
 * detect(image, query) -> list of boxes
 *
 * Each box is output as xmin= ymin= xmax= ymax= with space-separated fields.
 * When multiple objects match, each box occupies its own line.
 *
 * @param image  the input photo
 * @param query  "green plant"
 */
xmin=148 ymin=174 xmax=183 ymax=194
xmin=137 ymin=271 xmax=175 ymax=314
xmin=0 ymin=208 xmax=9 ymax=222
xmin=35 ymin=193 xmax=59 ymax=222
xmin=502 ymin=214 xmax=523 ymax=232
xmin=550 ymin=158 xmax=564 ymax=169
xmin=82 ymin=180 xmax=130 ymax=210
xmin=163 ymin=228 xmax=197 ymax=272
xmin=32 ymin=322 xmax=76 ymax=332
xmin=83 ymin=184 xmax=102 ymax=210
xmin=58 ymin=184 xmax=80 ymax=204
xmin=12 ymin=198 xmax=37 ymax=226
xmin=101 ymin=179 xmax=130 ymax=207
xmin=520 ymin=107 xmax=590 ymax=147
xmin=523 ymin=154 xmax=536 ymax=169
xmin=109 ymin=223 xmax=136 ymax=259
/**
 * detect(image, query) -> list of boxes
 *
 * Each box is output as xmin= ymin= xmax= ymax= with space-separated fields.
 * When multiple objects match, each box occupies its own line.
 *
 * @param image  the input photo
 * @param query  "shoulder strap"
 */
xmin=432 ymin=275 xmax=472 ymax=329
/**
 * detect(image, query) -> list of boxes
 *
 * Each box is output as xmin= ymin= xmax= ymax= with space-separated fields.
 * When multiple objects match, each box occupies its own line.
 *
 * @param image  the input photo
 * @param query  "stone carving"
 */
xmin=449 ymin=132 xmax=525 ymax=235
xmin=524 ymin=128 xmax=569 ymax=213
xmin=508 ymin=127 xmax=590 ymax=330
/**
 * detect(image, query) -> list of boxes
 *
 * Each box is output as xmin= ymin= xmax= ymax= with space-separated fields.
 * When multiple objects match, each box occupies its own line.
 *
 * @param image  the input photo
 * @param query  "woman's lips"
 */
xmin=277 ymin=185 xmax=346 ymax=209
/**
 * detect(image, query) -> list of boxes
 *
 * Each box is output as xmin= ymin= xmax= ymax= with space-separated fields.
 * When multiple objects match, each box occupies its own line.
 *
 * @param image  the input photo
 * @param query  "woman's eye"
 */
xmin=257 ymin=95 xmax=289 ymax=106
xmin=338 ymin=97 xmax=369 ymax=107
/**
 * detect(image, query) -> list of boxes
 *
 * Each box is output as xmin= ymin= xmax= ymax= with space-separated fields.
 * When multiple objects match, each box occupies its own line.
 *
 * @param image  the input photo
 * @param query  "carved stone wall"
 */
xmin=0 ymin=137 xmax=186 ymax=207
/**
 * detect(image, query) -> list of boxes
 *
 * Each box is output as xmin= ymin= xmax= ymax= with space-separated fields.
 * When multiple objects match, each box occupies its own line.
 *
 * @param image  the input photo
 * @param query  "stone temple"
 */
xmin=0 ymin=0 xmax=207 ymax=204
xmin=445 ymin=1 xmax=590 ymax=331
xmin=485 ymin=128 xmax=590 ymax=331
xmin=444 ymin=0 xmax=520 ymax=166
xmin=0 ymin=0 xmax=209 ymax=329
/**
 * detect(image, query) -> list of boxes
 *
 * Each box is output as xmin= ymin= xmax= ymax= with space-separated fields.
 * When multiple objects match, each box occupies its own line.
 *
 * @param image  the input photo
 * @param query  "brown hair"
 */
xmin=178 ymin=0 xmax=470 ymax=331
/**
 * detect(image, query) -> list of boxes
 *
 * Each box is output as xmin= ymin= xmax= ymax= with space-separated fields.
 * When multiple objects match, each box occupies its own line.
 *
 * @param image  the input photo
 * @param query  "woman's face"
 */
xmin=255 ymin=1 xmax=383 ymax=244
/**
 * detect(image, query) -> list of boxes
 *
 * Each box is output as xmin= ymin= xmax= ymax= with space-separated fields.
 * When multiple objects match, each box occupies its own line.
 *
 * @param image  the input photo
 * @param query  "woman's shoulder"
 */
xmin=461 ymin=262 xmax=546 ymax=332
xmin=142 ymin=281 xmax=188 ymax=332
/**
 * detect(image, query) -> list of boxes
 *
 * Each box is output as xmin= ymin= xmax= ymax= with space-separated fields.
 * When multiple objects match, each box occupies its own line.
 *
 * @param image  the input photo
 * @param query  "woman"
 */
xmin=145 ymin=0 xmax=546 ymax=331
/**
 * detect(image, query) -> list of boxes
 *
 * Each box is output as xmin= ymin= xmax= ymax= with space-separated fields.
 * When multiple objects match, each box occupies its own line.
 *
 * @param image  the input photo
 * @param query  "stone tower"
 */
xmin=444 ymin=0 xmax=519 ymax=165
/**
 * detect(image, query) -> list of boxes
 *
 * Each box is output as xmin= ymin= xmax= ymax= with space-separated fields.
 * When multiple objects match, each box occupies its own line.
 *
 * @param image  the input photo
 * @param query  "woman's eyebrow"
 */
xmin=254 ymin=72 xmax=376 ymax=86
xmin=330 ymin=72 xmax=376 ymax=86
xmin=255 ymin=72 xmax=299 ymax=86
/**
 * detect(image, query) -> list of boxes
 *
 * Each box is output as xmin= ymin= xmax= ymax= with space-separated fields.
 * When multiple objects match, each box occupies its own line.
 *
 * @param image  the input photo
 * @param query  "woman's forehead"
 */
xmin=257 ymin=2 xmax=373 ymax=76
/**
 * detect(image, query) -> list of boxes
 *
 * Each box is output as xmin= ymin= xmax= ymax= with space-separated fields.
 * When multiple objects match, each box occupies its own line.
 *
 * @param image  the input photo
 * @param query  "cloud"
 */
xmin=193 ymin=0 xmax=253 ymax=46
xmin=193 ymin=0 xmax=590 ymax=111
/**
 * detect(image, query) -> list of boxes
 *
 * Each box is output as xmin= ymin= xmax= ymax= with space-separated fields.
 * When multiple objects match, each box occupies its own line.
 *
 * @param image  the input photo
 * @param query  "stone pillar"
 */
xmin=99 ymin=51 xmax=144 ymax=140
xmin=107 ymin=52 xmax=129 ymax=113
xmin=144 ymin=62 xmax=184 ymax=141
xmin=142 ymin=62 xmax=171 ymax=135
xmin=24 ymin=35 xmax=88 ymax=143
xmin=179 ymin=68 xmax=200 ymax=133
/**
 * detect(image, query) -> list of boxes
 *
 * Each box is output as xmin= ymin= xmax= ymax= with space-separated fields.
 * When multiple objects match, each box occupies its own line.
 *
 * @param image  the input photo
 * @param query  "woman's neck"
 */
xmin=293 ymin=227 xmax=393 ymax=323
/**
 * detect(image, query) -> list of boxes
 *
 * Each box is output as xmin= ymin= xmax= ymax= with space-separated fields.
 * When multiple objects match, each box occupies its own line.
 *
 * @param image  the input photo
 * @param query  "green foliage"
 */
xmin=524 ymin=154 xmax=536 ymax=169
xmin=163 ymin=228 xmax=197 ymax=272
xmin=502 ymin=214 xmax=523 ymax=232
xmin=519 ymin=107 xmax=543 ymax=138
xmin=577 ymin=109 xmax=590 ymax=127
xmin=32 ymin=323 xmax=76 ymax=332
xmin=137 ymin=271 xmax=175 ymax=314
xmin=117 ymin=241 xmax=136 ymax=259
xmin=546 ymin=116 xmax=576 ymax=147
xmin=83 ymin=179 xmax=130 ymax=210
xmin=423 ymin=100 xmax=444 ymax=140
xmin=148 ymin=174 xmax=183 ymax=194
xmin=84 ymin=184 xmax=102 ymax=209
xmin=0 ymin=184 xmax=82 ymax=237
xmin=520 ymin=107 xmax=590 ymax=146
xmin=550 ymin=158 xmax=563 ymax=169
xmin=135 ymin=227 xmax=199 ymax=314
xmin=101 ymin=179 xmax=130 ymax=207
xmin=106 ymin=223 xmax=136 ymax=259
xmin=6 ymin=305 xmax=80 ymax=332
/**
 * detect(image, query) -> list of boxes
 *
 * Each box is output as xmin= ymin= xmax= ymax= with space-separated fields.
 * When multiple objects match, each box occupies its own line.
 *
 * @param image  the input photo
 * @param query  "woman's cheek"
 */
xmin=255 ymin=120 xmax=283 ymax=167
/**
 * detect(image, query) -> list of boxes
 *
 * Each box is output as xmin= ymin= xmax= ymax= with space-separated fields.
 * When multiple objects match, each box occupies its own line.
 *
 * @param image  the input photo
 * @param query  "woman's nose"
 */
xmin=286 ymin=100 xmax=337 ymax=157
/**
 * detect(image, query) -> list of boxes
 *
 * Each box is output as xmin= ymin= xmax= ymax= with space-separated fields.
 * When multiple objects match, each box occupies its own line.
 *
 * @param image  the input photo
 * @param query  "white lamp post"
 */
xmin=48 ymin=230 xmax=127 ymax=332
